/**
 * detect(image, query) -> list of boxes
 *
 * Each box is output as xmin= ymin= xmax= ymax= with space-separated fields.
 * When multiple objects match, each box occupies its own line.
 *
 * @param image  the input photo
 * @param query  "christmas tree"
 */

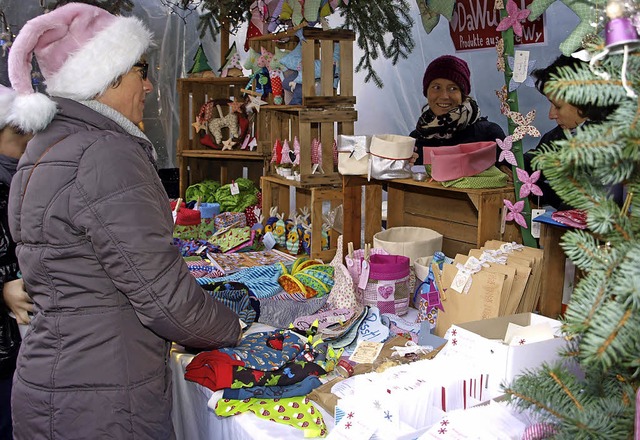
xmin=219 ymin=42 xmax=243 ymax=77
xmin=187 ymin=44 xmax=214 ymax=77
xmin=504 ymin=1 xmax=640 ymax=437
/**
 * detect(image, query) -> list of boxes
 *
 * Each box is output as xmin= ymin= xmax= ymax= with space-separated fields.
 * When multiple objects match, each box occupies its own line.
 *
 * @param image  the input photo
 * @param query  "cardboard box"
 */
xmin=440 ymin=313 xmax=566 ymax=400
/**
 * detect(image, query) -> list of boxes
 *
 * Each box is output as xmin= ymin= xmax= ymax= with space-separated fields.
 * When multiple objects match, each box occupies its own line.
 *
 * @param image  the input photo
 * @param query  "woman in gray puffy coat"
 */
xmin=6 ymin=4 xmax=241 ymax=439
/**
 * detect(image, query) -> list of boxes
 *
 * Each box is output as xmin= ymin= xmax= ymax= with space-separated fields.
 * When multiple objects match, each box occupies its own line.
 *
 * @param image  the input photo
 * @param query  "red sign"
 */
xmin=449 ymin=0 xmax=545 ymax=51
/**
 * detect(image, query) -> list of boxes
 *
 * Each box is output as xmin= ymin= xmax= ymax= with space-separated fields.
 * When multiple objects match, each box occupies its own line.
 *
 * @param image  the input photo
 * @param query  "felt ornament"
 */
xmin=516 ymin=168 xmax=543 ymax=198
xmin=504 ymin=199 xmax=528 ymax=228
xmin=250 ymin=206 xmax=265 ymax=235
xmin=417 ymin=0 xmax=456 ymax=34
xmin=243 ymin=47 xmax=261 ymax=74
xmin=527 ymin=0 xmax=603 ymax=56
xmin=303 ymin=0 xmax=322 ymax=23
xmin=221 ymin=138 xmax=235 ymax=151
xmin=497 ymin=135 xmax=518 ymax=166
xmin=270 ymin=70 xmax=284 ymax=105
xmin=269 ymin=48 xmax=291 ymax=73
xmin=311 ymin=138 xmax=323 ymax=173
xmin=496 ymin=0 xmax=531 ymax=37
xmin=292 ymin=136 xmax=301 ymax=166
xmin=246 ymin=94 xmax=268 ymax=113
xmin=300 ymin=223 xmax=312 ymax=255
xmin=280 ymin=0 xmax=304 ymax=25
xmin=264 ymin=207 xmax=280 ymax=234
xmin=244 ymin=21 xmax=263 ymax=52
xmin=495 ymin=37 xmax=505 ymax=72
xmin=280 ymin=139 xmax=293 ymax=166
xmin=188 ymin=44 xmax=214 ymax=78
xmin=219 ymin=42 xmax=243 ymax=77
xmin=495 ymin=86 xmax=510 ymax=116
xmin=257 ymin=47 xmax=275 ymax=69
xmin=267 ymin=0 xmax=286 ymax=32
xmin=194 ymin=99 xmax=216 ymax=132
xmin=273 ymin=213 xmax=287 ymax=247
xmin=208 ymin=104 xmax=240 ymax=144
xmin=286 ymin=216 xmax=301 ymax=254
xmin=271 ymin=139 xmax=283 ymax=164
xmin=254 ymin=66 xmax=272 ymax=96
xmin=279 ymin=43 xmax=322 ymax=84
xmin=241 ymin=134 xmax=258 ymax=151
xmin=508 ymin=109 xmax=541 ymax=141
xmin=507 ymin=56 xmax=536 ymax=91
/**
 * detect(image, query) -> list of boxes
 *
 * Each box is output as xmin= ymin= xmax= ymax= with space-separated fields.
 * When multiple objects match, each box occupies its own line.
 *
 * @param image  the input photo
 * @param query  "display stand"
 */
xmin=342 ymin=175 xmax=522 ymax=257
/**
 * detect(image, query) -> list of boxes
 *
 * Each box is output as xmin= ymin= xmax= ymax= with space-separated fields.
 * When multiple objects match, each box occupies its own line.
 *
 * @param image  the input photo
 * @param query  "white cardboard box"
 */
xmin=440 ymin=313 xmax=567 ymax=400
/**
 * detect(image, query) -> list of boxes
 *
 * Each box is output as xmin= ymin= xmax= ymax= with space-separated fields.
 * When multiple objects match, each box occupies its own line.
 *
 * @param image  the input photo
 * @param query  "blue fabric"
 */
xmin=196 ymin=263 xmax=285 ymax=299
xmin=218 ymin=330 xmax=303 ymax=370
xmin=222 ymin=375 xmax=321 ymax=400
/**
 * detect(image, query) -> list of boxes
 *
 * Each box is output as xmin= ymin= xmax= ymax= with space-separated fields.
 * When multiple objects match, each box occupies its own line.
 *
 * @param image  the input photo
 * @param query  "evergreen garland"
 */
xmin=504 ymin=32 xmax=640 ymax=437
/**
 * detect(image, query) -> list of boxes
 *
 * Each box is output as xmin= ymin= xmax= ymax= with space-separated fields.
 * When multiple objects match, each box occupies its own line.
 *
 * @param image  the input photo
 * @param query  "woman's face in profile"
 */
xmin=427 ymin=78 xmax=463 ymax=116
xmin=547 ymin=95 xmax=586 ymax=130
xmin=97 ymin=62 xmax=153 ymax=125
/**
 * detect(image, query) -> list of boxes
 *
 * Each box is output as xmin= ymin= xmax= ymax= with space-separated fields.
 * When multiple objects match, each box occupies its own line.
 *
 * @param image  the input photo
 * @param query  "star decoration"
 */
xmin=508 ymin=109 xmax=541 ymax=141
xmin=496 ymin=0 xmax=531 ymax=37
xmin=504 ymin=199 xmax=528 ymax=228
xmin=516 ymin=168 xmax=543 ymax=198
xmin=192 ymin=120 xmax=206 ymax=132
xmin=527 ymin=0 xmax=604 ymax=55
xmin=221 ymin=138 xmax=235 ymax=151
xmin=507 ymin=56 xmax=536 ymax=91
xmin=245 ymin=95 xmax=268 ymax=113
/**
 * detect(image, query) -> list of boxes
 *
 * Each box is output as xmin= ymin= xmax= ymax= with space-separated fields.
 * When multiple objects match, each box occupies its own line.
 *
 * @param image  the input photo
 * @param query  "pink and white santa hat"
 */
xmin=7 ymin=3 xmax=153 ymax=133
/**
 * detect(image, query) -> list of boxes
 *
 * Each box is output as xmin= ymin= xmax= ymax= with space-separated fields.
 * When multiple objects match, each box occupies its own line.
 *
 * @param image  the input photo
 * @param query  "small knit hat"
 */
xmin=0 ymin=86 xmax=17 ymax=130
xmin=422 ymin=55 xmax=471 ymax=97
xmin=7 ymin=3 xmax=153 ymax=133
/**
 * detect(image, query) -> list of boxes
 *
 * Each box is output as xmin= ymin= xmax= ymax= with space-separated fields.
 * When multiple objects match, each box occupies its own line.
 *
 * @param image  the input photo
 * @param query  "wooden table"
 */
xmin=342 ymin=175 xmax=521 ymax=257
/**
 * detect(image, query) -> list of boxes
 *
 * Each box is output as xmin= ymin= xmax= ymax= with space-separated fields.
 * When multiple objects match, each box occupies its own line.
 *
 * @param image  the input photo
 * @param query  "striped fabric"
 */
xmin=196 ymin=263 xmax=285 ymax=299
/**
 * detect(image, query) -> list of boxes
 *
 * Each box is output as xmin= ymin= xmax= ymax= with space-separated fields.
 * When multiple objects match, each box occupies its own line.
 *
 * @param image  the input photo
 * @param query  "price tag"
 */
xmin=531 ymin=208 xmax=546 ymax=238
xmin=358 ymin=260 xmax=370 ymax=290
xmin=512 ymin=50 xmax=530 ymax=83
xmin=352 ymin=142 xmax=368 ymax=161
xmin=450 ymin=269 xmax=470 ymax=294
xmin=230 ymin=181 xmax=240 ymax=195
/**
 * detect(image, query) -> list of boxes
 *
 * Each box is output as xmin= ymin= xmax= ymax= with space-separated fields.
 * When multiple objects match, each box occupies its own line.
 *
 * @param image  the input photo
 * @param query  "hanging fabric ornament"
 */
xmin=270 ymin=70 xmax=284 ymax=105
xmin=271 ymin=139 xmax=283 ymax=164
xmin=311 ymin=138 xmax=323 ymax=174
xmin=496 ymin=0 xmax=531 ymax=37
xmin=280 ymin=139 xmax=293 ymax=166
xmin=495 ymin=37 xmax=505 ymax=72
xmin=208 ymin=104 xmax=240 ymax=144
xmin=293 ymin=136 xmax=301 ymax=166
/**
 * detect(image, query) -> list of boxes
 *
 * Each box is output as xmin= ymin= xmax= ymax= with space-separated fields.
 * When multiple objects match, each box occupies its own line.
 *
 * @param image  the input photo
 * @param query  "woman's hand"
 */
xmin=3 ymin=279 xmax=33 ymax=324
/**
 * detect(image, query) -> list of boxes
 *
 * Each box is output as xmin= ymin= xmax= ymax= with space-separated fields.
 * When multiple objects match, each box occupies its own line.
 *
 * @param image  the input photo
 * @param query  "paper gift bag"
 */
xmin=434 ymin=263 xmax=506 ymax=337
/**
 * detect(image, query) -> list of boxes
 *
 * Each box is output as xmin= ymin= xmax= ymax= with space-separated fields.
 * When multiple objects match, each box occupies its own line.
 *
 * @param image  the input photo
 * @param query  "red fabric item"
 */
xmin=176 ymin=208 xmax=201 ymax=226
xmin=200 ymin=133 xmax=221 ymax=149
xmin=184 ymin=351 xmax=245 ymax=391
xmin=170 ymin=200 xmax=186 ymax=211
xmin=551 ymin=209 xmax=587 ymax=229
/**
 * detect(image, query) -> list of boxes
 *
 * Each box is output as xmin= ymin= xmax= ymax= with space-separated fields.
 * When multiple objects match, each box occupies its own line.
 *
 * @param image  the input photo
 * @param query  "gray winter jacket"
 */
xmin=8 ymin=98 xmax=241 ymax=439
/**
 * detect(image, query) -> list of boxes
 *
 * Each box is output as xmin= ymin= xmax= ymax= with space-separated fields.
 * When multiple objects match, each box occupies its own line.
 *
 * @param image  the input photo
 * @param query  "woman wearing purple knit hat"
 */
xmin=410 ymin=55 xmax=505 ymax=164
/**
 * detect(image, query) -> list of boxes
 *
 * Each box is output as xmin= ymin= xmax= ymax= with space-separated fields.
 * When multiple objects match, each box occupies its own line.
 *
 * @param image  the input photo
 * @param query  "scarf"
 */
xmin=415 ymin=97 xmax=480 ymax=141
xmin=80 ymin=100 xmax=158 ymax=167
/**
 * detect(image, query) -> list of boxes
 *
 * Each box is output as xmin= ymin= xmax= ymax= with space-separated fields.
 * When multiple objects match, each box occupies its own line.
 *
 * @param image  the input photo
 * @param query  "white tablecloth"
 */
xmin=170 ymin=323 xmax=334 ymax=440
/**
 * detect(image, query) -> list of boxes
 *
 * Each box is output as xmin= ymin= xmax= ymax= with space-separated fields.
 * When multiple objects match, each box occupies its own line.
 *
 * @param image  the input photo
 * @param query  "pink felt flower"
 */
xmin=496 ymin=0 xmax=531 ymax=37
xmin=517 ymin=168 xmax=543 ymax=198
xmin=504 ymin=199 xmax=528 ymax=228
xmin=497 ymin=135 xmax=517 ymax=166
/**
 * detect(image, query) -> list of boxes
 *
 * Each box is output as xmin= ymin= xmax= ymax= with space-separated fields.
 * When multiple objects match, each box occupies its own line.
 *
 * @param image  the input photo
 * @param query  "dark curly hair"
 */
xmin=532 ymin=55 xmax=617 ymax=122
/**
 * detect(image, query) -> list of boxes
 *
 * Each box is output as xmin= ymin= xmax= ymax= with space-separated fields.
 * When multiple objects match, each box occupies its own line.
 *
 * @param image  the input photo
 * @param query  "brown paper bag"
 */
xmin=457 ymin=253 xmax=516 ymax=316
xmin=434 ymin=263 xmax=506 ymax=337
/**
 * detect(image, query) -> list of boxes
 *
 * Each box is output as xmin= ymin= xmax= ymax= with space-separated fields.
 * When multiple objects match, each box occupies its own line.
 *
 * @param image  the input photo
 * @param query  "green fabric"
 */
xmin=215 ymin=395 xmax=327 ymax=437
xmin=425 ymin=165 xmax=508 ymax=188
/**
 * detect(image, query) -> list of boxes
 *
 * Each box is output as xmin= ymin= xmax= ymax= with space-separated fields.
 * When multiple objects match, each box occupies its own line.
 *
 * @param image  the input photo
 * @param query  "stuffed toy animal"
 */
xmin=264 ymin=206 xmax=279 ymax=234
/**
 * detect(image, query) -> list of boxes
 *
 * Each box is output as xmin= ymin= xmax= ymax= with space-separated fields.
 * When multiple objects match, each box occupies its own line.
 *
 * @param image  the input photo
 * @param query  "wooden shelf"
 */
xmin=178 ymin=150 xmax=266 ymax=160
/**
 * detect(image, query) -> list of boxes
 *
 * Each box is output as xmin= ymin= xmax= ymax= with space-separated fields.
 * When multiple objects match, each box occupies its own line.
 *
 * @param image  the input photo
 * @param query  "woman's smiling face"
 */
xmin=427 ymin=78 xmax=463 ymax=116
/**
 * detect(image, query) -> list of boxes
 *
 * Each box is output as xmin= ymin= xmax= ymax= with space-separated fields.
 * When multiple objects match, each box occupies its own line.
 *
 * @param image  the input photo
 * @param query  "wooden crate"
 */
xmin=248 ymin=27 xmax=355 ymax=108
xmin=261 ymin=176 xmax=342 ymax=261
xmin=258 ymin=107 xmax=357 ymax=186
xmin=342 ymin=176 xmax=522 ymax=257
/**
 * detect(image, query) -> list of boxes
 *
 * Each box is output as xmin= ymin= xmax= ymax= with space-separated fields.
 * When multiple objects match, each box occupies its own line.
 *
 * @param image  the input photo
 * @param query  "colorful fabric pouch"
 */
xmin=173 ymin=207 xmax=202 ymax=240
xmin=278 ymin=257 xmax=335 ymax=299
xmin=551 ymin=209 xmax=587 ymax=229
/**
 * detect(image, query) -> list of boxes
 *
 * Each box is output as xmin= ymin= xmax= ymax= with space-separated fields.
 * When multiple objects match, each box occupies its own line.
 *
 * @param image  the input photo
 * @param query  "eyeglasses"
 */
xmin=134 ymin=62 xmax=149 ymax=81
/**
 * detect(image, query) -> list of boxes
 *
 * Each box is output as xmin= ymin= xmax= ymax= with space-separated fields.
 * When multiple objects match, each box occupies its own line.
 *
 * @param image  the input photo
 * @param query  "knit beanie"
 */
xmin=7 ymin=3 xmax=153 ymax=133
xmin=422 ymin=55 xmax=471 ymax=97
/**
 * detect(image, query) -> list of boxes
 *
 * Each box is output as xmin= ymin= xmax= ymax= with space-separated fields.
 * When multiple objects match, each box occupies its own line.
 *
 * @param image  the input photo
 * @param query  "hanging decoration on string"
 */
xmin=160 ymin=0 xmax=204 ymax=22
